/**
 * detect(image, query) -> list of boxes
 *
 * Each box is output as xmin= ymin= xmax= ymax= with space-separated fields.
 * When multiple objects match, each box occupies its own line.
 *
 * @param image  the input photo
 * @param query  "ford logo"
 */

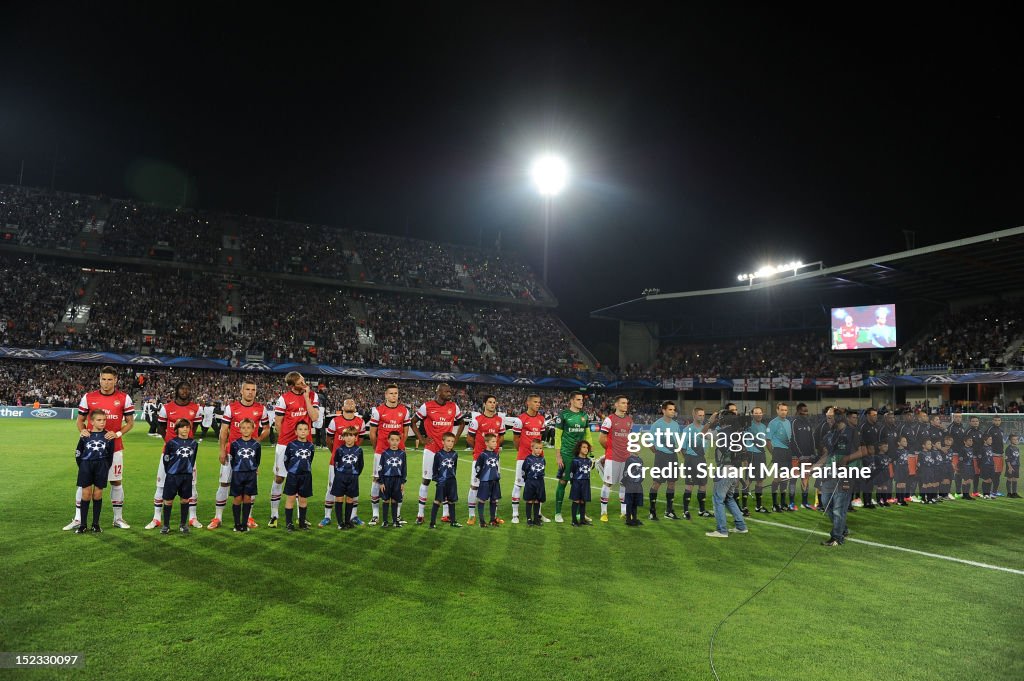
xmin=31 ymin=409 xmax=58 ymax=418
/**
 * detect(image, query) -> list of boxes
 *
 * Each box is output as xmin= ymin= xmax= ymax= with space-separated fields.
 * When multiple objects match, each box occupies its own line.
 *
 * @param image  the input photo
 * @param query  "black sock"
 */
xmin=242 ymin=502 xmax=252 ymax=525
xmin=430 ymin=503 xmax=439 ymax=525
xmin=993 ymin=474 xmax=1001 ymax=494
xmin=180 ymin=503 xmax=189 ymax=526
xmin=801 ymin=490 xmax=809 ymax=505
xmin=81 ymin=500 xmax=90 ymax=526
xmin=232 ymin=504 xmax=241 ymax=526
xmin=450 ymin=505 xmax=458 ymax=524
xmin=772 ymin=491 xmax=778 ymax=507
xmin=285 ymin=507 xmax=294 ymax=525
xmin=92 ymin=499 xmax=102 ymax=525
xmin=982 ymin=481 xmax=991 ymax=495
xmin=697 ymin=491 xmax=706 ymax=512
xmin=477 ymin=502 xmax=485 ymax=521
xmin=755 ymin=492 xmax=763 ymax=507
xmin=336 ymin=503 xmax=345 ymax=526
xmin=571 ymin=503 xmax=578 ymax=523
xmin=163 ymin=504 xmax=172 ymax=527
xmin=683 ymin=490 xmax=692 ymax=512
xmin=781 ymin=491 xmax=788 ymax=507
xmin=649 ymin=491 xmax=657 ymax=514
xmin=666 ymin=492 xmax=675 ymax=513
xmin=580 ymin=502 xmax=587 ymax=521
xmin=392 ymin=502 xmax=399 ymax=523
xmin=299 ymin=506 xmax=308 ymax=523
xmin=489 ymin=501 xmax=497 ymax=522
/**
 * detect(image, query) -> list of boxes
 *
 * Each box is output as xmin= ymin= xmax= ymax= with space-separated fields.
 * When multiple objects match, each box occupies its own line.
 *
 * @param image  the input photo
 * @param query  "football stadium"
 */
xmin=2 ymin=7 xmax=1023 ymax=681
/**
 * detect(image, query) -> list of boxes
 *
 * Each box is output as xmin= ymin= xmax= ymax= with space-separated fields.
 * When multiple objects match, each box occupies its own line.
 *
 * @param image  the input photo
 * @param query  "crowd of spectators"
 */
xmin=894 ymin=301 xmax=1024 ymax=372
xmin=78 ymin=271 xmax=232 ymax=357
xmin=2 ymin=183 xmax=552 ymax=303
xmin=456 ymin=248 xmax=545 ymax=300
xmin=102 ymin=201 xmax=221 ymax=265
xmin=0 ymin=185 xmax=100 ymax=250
xmin=622 ymin=332 xmax=880 ymax=381
xmin=469 ymin=305 xmax=580 ymax=376
xmin=0 ymin=255 xmax=87 ymax=348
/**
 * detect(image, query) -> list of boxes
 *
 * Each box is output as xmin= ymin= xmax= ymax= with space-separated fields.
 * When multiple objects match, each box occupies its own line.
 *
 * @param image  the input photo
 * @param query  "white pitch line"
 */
xmin=475 ymin=457 xmax=1024 ymax=577
xmin=749 ymin=518 xmax=1024 ymax=576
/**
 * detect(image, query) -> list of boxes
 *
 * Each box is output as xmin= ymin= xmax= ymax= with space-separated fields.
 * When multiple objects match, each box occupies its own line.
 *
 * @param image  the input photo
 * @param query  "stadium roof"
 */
xmin=591 ymin=225 xmax=1024 ymax=326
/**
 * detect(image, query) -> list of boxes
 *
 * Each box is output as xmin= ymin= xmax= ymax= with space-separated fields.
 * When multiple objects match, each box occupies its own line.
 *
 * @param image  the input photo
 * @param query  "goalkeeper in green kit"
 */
xmin=554 ymin=391 xmax=591 ymax=523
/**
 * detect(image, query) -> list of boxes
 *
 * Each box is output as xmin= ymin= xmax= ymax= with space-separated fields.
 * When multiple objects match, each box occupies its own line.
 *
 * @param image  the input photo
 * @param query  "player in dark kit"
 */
xmin=378 ymin=432 xmax=408 ymax=529
xmin=474 ymin=433 xmax=503 ymax=527
xmin=228 ymin=418 xmax=261 ymax=532
xmin=160 ymin=419 xmax=199 ymax=535
xmin=430 ymin=433 xmax=461 ymax=528
xmin=331 ymin=427 xmax=365 ymax=530
xmin=74 ymin=410 xmax=116 ymax=533
xmin=623 ymin=448 xmax=645 ymax=527
xmin=1005 ymin=434 xmax=1020 ymax=497
xmin=569 ymin=440 xmax=595 ymax=526
xmin=522 ymin=440 xmax=547 ymax=526
xmin=283 ymin=422 xmax=315 ymax=532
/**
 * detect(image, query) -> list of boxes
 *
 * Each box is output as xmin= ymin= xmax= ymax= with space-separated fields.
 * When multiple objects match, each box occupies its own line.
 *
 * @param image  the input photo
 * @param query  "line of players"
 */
xmin=65 ymin=367 xmax=650 ymax=531
xmin=728 ymin=403 xmax=1022 ymax=518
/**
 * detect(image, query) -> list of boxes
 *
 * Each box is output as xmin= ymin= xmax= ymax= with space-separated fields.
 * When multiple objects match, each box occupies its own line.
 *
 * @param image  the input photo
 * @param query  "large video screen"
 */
xmin=831 ymin=304 xmax=897 ymax=350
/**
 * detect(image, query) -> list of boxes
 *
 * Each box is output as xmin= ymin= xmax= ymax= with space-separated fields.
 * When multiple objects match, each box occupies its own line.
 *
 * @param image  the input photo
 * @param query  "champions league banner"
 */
xmin=2 ymin=347 xmax=1021 ymax=390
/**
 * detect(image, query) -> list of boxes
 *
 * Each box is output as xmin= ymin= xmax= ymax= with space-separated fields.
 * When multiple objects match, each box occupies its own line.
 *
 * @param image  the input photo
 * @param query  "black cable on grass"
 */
xmin=708 ymin=487 xmax=838 ymax=681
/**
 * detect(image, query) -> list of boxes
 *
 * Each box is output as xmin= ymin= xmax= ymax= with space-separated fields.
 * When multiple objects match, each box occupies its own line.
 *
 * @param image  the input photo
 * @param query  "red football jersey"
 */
xmin=221 ymin=400 xmax=270 ymax=443
xmin=369 ymin=403 xmax=412 ymax=453
xmin=468 ymin=412 xmax=506 ymax=459
xmin=600 ymin=413 xmax=633 ymax=462
xmin=78 ymin=390 xmax=135 ymax=452
xmin=326 ymin=413 xmax=366 ymax=462
xmin=416 ymin=400 xmax=463 ymax=452
xmin=158 ymin=401 xmax=201 ymax=442
xmin=513 ymin=412 xmax=545 ymax=461
xmin=274 ymin=390 xmax=320 ymax=445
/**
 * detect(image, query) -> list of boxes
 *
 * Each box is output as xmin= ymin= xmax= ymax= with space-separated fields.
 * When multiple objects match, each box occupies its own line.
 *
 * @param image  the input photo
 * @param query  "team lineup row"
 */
xmin=67 ymin=367 xmax=642 ymax=533
xmin=65 ymin=367 xmax=1022 ymax=537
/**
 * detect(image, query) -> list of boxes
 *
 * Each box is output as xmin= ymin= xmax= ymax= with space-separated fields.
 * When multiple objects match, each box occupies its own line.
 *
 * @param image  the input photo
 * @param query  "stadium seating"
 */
xmin=0 ymin=254 xmax=587 ymax=376
xmin=0 ymin=184 xmax=552 ymax=302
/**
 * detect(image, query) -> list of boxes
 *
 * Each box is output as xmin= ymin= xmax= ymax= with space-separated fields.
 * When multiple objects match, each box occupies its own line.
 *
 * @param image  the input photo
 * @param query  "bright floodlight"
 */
xmin=530 ymin=154 xmax=569 ymax=197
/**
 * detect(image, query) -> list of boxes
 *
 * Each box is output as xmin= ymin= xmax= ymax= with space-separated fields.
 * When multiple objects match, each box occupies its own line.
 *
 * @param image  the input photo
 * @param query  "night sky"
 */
xmin=2 ymin=5 xmax=1022 ymax=358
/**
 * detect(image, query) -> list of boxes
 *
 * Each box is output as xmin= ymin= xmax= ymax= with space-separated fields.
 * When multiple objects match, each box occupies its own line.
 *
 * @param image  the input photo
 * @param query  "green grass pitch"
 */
xmin=1 ymin=420 xmax=1022 ymax=681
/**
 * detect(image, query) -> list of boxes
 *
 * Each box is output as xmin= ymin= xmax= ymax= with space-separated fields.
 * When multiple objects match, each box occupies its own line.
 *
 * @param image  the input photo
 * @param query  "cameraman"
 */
xmin=706 ymin=406 xmax=749 ymax=538
xmin=813 ymin=408 xmax=866 ymax=546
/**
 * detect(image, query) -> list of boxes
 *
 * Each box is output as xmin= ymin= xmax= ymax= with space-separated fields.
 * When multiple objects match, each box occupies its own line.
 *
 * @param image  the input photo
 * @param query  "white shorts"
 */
xmin=110 ymin=450 xmax=125 ymax=482
xmin=154 ymin=456 xmax=166 ymax=489
xmin=515 ymin=459 xmax=525 ymax=487
xmin=218 ymin=463 xmax=232 ymax=485
xmin=274 ymin=444 xmax=288 ymax=478
xmin=422 ymin=448 xmax=436 ymax=480
xmin=603 ymin=459 xmax=625 ymax=486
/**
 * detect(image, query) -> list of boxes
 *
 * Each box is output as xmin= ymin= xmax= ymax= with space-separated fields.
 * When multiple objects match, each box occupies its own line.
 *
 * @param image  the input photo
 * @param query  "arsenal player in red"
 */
xmin=321 ymin=398 xmax=367 ymax=527
xmin=368 ymin=384 xmax=412 ymax=525
xmin=208 ymin=379 xmax=269 ymax=529
xmin=66 ymin=366 xmax=135 ymax=530
xmin=413 ymin=383 xmax=464 ymax=524
xmin=465 ymin=394 xmax=505 ymax=525
xmin=511 ymin=394 xmax=546 ymax=523
xmin=269 ymin=372 xmax=319 ymax=527
xmin=145 ymin=381 xmax=202 ymax=530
